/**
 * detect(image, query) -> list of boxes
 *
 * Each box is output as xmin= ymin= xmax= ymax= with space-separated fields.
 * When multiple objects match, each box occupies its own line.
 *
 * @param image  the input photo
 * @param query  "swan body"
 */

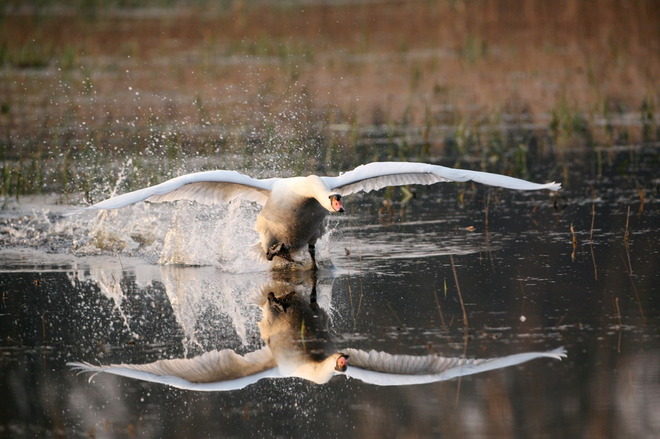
xmin=68 ymin=346 xmax=567 ymax=391
xmin=255 ymin=175 xmax=340 ymax=262
xmin=259 ymin=287 xmax=344 ymax=383
xmin=69 ymin=284 xmax=567 ymax=391
xmin=73 ymin=162 xmax=560 ymax=265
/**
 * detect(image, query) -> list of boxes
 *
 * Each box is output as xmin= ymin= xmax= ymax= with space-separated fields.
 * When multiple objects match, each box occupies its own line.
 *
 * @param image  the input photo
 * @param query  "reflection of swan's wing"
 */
xmin=74 ymin=170 xmax=276 ymax=212
xmin=342 ymin=347 xmax=567 ymax=386
xmin=321 ymin=162 xmax=560 ymax=196
xmin=69 ymin=347 xmax=279 ymax=391
xmin=70 ymin=365 xmax=283 ymax=392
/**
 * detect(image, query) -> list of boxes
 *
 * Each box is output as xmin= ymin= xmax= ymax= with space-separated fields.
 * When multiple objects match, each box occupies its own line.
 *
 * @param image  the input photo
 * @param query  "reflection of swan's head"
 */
xmin=288 ymin=352 xmax=349 ymax=384
xmin=335 ymin=353 xmax=349 ymax=372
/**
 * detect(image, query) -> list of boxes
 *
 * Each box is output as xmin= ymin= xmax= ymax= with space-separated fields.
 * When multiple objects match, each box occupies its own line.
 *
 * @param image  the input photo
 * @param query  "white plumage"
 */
xmin=72 ymin=161 xmax=560 ymax=265
xmin=342 ymin=347 xmax=567 ymax=386
xmin=69 ymin=283 xmax=567 ymax=391
xmin=68 ymin=347 xmax=567 ymax=391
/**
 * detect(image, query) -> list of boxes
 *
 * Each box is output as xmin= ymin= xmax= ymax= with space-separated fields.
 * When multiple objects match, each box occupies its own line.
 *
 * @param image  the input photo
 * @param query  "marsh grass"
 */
xmin=641 ymin=97 xmax=657 ymax=142
xmin=1 ymin=0 xmax=658 ymax=199
xmin=0 ymin=40 xmax=53 ymax=69
xmin=551 ymin=101 xmax=591 ymax=148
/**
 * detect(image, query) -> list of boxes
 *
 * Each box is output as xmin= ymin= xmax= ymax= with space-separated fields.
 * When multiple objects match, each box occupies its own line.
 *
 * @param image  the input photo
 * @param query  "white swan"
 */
xmin=74 ymin=161 xmax=560 ymax=266
xmin=68 ymin=346 xmax=567 ymax=391
xmin=69 ymin=284 xmax=567 ymax=390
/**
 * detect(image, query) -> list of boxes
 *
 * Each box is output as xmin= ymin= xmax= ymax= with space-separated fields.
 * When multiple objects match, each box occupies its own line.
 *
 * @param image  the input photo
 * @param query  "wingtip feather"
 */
xmin=548 ymin=347 xmax=568 ymax=360
xmin=547 ymin=182 xmax=562 ymax=191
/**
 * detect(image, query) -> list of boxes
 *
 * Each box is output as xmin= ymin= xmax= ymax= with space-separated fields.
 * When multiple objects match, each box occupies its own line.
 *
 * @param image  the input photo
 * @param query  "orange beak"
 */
xmin=330 ymin=195 xmax=344 ymax=213
xmin=335 ymin=354 xmax=349 ymax=372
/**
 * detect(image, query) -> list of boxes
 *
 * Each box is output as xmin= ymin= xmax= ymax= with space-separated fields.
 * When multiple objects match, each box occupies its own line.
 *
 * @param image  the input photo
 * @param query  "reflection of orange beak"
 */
xmin=331 ymin=197 xmax=344 ymax=213
xmin=335 ymin=354 xmax=349 ymax=372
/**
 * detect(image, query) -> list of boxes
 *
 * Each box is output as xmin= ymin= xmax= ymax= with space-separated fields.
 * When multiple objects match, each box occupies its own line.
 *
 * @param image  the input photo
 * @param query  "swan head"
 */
xmin=288 ymin=352 xmax=350 ymax=384
xmin=335 ymin=353 xmax=349 ymax=372
xmin=328 ymin=194 xmax=344 ymax=213
xmin=298 ymin=175 xmax=344 ymax=213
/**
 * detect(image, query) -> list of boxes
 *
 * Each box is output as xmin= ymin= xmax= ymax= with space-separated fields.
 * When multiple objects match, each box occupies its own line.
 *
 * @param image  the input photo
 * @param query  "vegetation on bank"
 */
xmin=1 ymin=0 xmax=658 ymax=200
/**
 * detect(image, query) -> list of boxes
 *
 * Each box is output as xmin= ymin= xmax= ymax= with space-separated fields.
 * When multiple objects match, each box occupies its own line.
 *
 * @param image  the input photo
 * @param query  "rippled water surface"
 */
xmin=1 ymin=147 xmax=658 ymax=439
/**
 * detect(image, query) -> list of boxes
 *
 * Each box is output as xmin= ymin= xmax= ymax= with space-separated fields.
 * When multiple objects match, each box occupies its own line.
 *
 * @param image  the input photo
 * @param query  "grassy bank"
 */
xmin=1 ymin=0 xmax=658 ymax=199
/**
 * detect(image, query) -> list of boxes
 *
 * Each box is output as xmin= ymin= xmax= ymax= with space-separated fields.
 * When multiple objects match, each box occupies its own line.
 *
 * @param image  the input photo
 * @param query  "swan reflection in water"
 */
xmin=69 ymin=272 xmax=566 ymax=390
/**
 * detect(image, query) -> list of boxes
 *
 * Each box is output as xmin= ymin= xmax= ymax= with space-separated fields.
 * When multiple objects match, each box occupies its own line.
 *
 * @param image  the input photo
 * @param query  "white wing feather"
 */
xmin=321 ymin=162 xmax=560 ymax=196
xmin=68 ymin=347 xmax=278 ymax=391
xmin=72 ymin=162 xmax=558 ymax=214
xmin=76 ymin=170 xmax=276 ymax=212
xmin=342 ymin=347 xmax=567 ymax=386
xmin=69 ymin=347 xmax=567 ymax=389
xmin=69 ymin=365 xmax=283 ymax=392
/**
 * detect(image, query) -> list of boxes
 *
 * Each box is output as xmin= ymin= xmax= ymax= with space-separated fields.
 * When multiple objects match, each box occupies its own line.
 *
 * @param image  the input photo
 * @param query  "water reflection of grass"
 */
xmin=1 ymin=0 xmax=658 ymax=199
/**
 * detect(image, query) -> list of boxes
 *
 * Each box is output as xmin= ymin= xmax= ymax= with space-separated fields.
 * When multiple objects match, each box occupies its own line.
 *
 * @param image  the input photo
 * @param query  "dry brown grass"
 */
xmin=0 ymin=0 xmax=658 ymax=194
xmin=3 ymin=1 xmax=658 ymax=134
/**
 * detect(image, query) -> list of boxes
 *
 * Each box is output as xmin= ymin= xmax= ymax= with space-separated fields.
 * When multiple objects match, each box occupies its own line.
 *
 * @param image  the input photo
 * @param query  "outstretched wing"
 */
xmin=341 ymin=347 xmax=567 ymax=386
xmin=74 ymin=170 xmax=276 ymax=213
xmin=321 ymin=162 xmax=560 ymax=196
xmin=68 ymin=347 xmax=280 ymax=391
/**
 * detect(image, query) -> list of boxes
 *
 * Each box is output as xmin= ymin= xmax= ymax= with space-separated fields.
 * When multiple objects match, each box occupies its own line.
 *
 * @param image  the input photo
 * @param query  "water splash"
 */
xmin=159 ymin=200 xmax=266 ymax=271
xmin=1 ymin=194 xmax=279 ymax=271
xmin=159 ymin=266 xmax=265 ymax=354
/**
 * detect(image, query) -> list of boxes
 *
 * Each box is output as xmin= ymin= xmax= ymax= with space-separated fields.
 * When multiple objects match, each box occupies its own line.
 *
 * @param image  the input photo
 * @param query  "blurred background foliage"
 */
xmin=0 ymin=0 xmax=658 ymax=199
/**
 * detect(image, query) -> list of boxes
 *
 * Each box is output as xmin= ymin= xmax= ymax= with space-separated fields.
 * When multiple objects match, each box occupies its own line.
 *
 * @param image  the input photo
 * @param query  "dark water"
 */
xmin=1 ymin=147 xmax=658 ymax=439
